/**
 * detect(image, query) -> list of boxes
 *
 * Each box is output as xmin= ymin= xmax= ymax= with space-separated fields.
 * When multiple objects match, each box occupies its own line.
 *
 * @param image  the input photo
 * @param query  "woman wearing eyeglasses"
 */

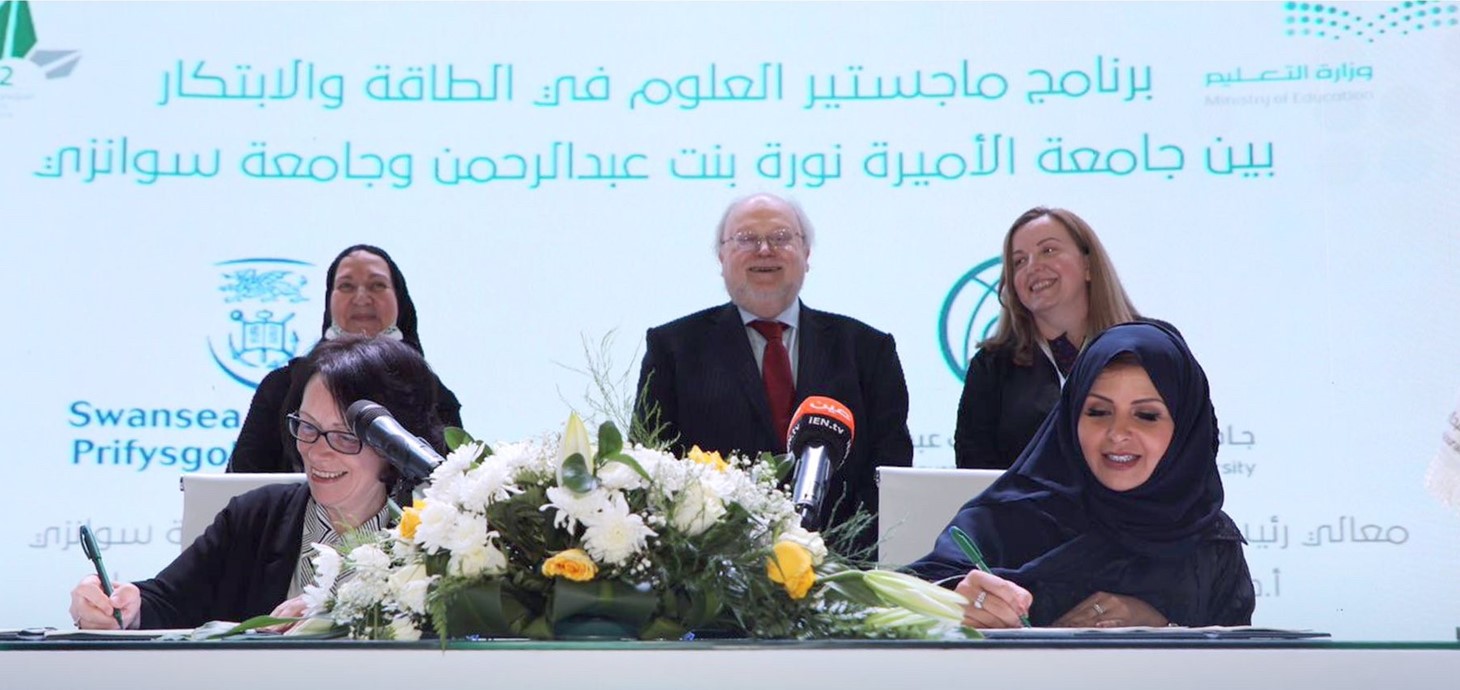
xmin=68 ymin=335 xmax=444 ymax=630
xmin=228 ymin=244 xmax=462 ymax=475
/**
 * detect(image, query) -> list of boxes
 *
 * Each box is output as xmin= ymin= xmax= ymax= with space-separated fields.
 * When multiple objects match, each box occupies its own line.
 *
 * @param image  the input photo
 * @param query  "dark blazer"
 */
xmin=635 ymin=301 xmax=914 ymax=553
xmin=953 ymin=345 xmax=1060 ymax=470
xmin=136 ymin=483 xmax=311 ymax=628
xmin=228 ymin=359 xmax=463 ymax=473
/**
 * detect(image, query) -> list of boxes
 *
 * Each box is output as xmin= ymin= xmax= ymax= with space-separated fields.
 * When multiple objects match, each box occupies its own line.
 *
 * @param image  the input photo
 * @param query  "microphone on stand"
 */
xmin=785 ymin=396 xmax=856 ymax=530
xmin=346 ymin=400 xmax=443 ymax=488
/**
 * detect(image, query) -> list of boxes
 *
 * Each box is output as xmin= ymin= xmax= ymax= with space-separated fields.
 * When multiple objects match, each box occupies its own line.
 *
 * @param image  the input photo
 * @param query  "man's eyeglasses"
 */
xmin=287 ymin=414 xmax=364 ymax=454
xmin=720 ymin=228 xmax=803 ymax=253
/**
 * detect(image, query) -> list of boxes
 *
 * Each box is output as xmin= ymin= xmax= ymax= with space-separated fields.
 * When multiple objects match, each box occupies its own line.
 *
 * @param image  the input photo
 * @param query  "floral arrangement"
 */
xmin=302 ymin=413 xmax=973 ymax=641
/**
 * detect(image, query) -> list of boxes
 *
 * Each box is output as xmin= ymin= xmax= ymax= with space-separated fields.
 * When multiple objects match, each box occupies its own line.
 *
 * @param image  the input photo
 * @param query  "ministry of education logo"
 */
xmin=208 ymin=258 xmax=313 ymax=389
xmin=938 ymin=257 xmax=1003 ymax=382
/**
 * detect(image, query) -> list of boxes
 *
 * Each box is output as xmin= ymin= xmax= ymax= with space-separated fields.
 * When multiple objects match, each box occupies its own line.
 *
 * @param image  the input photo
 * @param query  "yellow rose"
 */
xmin=399 ymin=499 xmax=426 ymax=541
xmin=766 ymin=540 xmax=816 ymax=600
xmin=688 ymin=445 xmax=729 ymax=472
xmin=542 ymin=548 xmax=598 ymax=582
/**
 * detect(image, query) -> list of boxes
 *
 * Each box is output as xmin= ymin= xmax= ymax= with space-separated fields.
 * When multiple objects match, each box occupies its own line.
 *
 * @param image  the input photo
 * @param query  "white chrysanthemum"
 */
xmin=619 ymin=446 xmax=670 ymax=481
xmin=442 ymin=441 xmax=485 ymax=473
xmin=493 ymin=439 xmax=557 ymax=476
xmin=386 ymin=563 xmax=433 ymax=614
xmin=458 ymin=458 xmax=520 ymax=509
xmin=439 ymin=512 xmax=490 ymax=554
xmin=544 ymin=485 xmax=612 ymax=530
xmin=671 ymin=476 xmax=726 ymax=536
xmin=598 ymin=459 xmax=649 ymax=491
xmin=423 ymin=469 xmax=466 ymax=507
xmin=348 ymin=543 xmax=391 ymax=577
xmin=412 ymin=500 xmax=466 ymax=554
xmin=448 ymin=539 xmax=508 ymax=577
xmin=425 ymin=442 xmax=479 ymax=503
xmin=581 ymin=492 xmax=657 ymax=565
xmin=301 ymin=543 xmax=342 ymax=615
xmin=486 ymin=440 xmax=531 ymax=467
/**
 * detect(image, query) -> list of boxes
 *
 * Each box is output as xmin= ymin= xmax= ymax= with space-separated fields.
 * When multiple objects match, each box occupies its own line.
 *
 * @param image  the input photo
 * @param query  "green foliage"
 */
xmin=482 ymin=485 xmax=563 ymax=577
xmin=761 ymin=450 xmax=795 ymax=482
xmin=317 ymin=411 xmax=972 ymax=642
xmin=628 ymin=369 xmax=675 ymax=451
xmin=559 ymin=453 xmax=599 ymax=494
xmin=597 ymin=421 xmax=623 ymax=457
xmin=602 ymin=451 xmax=651 ymax=483
xmin=820 ymin=508 xmax=879 ymax=568
xmin=444 ymin=426 xmax=474 ymax=452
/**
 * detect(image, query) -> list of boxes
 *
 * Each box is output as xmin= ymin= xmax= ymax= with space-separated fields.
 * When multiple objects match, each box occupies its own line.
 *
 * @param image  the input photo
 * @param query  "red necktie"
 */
xmin=750 ymin=320 xmax=795 ymax=448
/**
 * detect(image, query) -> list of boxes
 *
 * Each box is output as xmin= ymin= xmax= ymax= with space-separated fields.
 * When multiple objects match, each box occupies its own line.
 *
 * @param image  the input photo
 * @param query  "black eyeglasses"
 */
xmin=287 ymin=414 xmax=364 ymax=454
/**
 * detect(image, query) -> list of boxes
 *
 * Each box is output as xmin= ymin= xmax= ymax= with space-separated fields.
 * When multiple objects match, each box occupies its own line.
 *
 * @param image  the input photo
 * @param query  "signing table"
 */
xmin=4 ymin=636 xmax=1459 ymax=689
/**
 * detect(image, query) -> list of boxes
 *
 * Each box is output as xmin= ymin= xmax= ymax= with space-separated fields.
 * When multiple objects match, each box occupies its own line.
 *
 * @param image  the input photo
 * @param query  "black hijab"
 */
xmin=321 ymin=245 xmax=425 ymax=355
xmin=914 ymin=322 xmax=1228 ymax=584
xmin=267 ymin=245 xmax=444 ymax=475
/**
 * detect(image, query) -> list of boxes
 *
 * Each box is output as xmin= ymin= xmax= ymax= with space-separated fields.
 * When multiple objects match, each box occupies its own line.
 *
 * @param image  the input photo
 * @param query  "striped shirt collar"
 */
xmin=290 ymin=497 xmax=393 ymax=599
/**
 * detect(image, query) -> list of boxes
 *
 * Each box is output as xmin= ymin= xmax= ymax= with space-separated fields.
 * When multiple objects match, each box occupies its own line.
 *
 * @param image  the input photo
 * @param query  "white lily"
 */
xmin=861 ymin=569 xmax=968 ymax=621
xmin=864 ymin=607 xmax=970 ymax=639
xmin=556 ymin=411 xmax=595 ymax=486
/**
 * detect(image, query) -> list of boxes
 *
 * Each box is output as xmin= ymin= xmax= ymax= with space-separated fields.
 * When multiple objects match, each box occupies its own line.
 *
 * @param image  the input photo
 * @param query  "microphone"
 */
xmin=346 ymin=400 xmax=443 ymax=487
xmin=785 ymin=396 xmax=856 ymax=530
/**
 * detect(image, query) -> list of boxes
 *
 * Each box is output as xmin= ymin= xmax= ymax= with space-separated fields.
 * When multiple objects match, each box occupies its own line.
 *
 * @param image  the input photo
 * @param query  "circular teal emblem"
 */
xmin=938 ymin=257 xmax=1003 ymax=381
xmin=207 ymin=258 xmax=313 ymax=389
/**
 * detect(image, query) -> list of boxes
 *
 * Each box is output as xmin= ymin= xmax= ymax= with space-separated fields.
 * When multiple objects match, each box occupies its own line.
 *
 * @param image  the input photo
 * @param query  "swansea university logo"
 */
xmin=208 ymin=259 xmax=313 ymax=389
xmin=938 ymin=257 xmax=1003 ymax=382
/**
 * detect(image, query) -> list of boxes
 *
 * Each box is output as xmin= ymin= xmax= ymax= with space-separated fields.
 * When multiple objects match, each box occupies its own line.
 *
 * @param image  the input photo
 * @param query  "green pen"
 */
xmin=80 ymin=525 xmax=126 ymax=628
xmin=948 ymin=525 xmax=1032 ymax=627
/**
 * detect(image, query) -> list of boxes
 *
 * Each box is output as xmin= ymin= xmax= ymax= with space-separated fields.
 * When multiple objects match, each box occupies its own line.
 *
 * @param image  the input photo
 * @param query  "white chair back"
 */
xmin=179 ymin=473 xmax=306 ymax=550
xmin=876 ymin=467 xmax=1002 ymax=567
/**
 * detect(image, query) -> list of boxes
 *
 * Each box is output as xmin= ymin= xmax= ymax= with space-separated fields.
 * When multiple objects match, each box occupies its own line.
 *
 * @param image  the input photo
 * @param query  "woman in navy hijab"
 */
xmin=910 ymin=323 xmax=1254 ymax=627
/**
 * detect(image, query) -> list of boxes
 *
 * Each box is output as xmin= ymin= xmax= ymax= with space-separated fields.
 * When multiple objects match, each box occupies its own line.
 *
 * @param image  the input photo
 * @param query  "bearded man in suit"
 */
xmin=635 ymin=193 xmax=914 ymax=555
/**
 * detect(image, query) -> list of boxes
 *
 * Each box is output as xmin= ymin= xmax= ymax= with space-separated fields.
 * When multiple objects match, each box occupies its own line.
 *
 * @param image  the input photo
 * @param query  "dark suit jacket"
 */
xmin=635 ymin=302 xmax=914 ymax=554
xmin=136 ymin=483 xmax=310 ymax=628
xmin=228 ymin=359 xmax=463 ymax=473
xmin=953 ymin=345 xmax=1060 ymax=470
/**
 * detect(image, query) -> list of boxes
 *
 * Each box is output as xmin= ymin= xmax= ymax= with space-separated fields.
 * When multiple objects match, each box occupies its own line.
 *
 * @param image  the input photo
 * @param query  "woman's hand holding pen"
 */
xmin=1053 ymin=591 xmax=1168 ymax=628
xmin=954 ymin=569 xmax=1033 ymax=628
xmin=68 ymin=575 xmax=140 ymax=630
